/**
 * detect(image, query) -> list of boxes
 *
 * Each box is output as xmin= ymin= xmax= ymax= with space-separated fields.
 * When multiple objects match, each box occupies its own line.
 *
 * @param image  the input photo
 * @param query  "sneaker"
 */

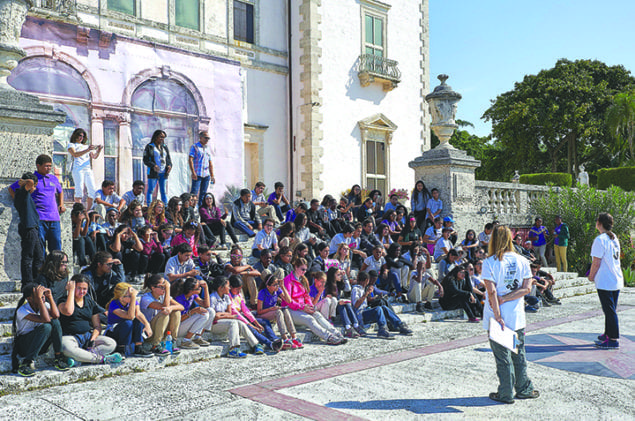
xmin=134 ymin=346 xmax=154 ymax=358
xmin=354 ymin=326 xmax=367 ymax=337
xmin=228 ymin=347 xmax=247 ymax=358
xmin=66 ymin=358 xmax=77 ymax=368
xmin=103 ymin=353 xmax=124 ymax=364
xmin=595 ymin=339 xmax=619 ymax=349
xmin=152 ymin=346 xmax=170 ymax=355
xmin=18 ymin=361 xmax=35 ymax=377
xmin=399 ymin=324 xmax=413 ymax=335
xmin=377 ymin=328 xmax=394 ymax=340
xmin=597 ymin=334 xmax=608 ymax=342
xmin=423 ymin=301 xmax=434 ymax=310
xmin=415 ymin=302 xmax=424 ymax=313
xmin=171 ymin=347 xmax=181 ymax=355
xmin=550 ymin=298 xmax=562 ymax=305
xmin=326 ymin=335 xmax=343 ymax=345
xmin=292 ymin=338 xmax=304 ymax=349
xmin=489 ymin=392 xmax=514 ymax=404
xmin=525 ymin=306 xmax=538 ymax=313
xmin=541 ymin=297 xmax=552 ymax=307
xmin=468 ymin=317 xmax=481 ymax=323
xmin=192 ymin=337 xmax=210 ymax=347
xmin=282 ymin=339 xmax=294 ymax=350
xmin=54 ymin=357 xmax=71 ymax=371
xmin=180 ymin=340 xmax=200 ymax=350
xmin=253 ymin=344 xmax=265 ymax=355
xmin=515 ymin=390 xmax=540 ymax=400
xmin=344 ymin=328 xmax=360 ymax=338
xmin=271 ymin=339 xmax=284 ymax=352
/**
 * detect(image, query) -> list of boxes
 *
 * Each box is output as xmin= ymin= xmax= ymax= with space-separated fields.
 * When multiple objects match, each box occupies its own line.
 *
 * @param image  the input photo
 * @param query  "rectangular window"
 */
xmin=175 ymin=0 xmax=200 ymax=30
xmin=103 ymin=120 xmax=119 ymax=186
xmin=365 ymin=140 xmax=386 ymax=192
xmin=107 ymin=0 xmax=136 ymax=15
xmin=234 ymin=1 xmax=254 ymax=43
xmin=364 ymin=14 xmax=383 ymax=57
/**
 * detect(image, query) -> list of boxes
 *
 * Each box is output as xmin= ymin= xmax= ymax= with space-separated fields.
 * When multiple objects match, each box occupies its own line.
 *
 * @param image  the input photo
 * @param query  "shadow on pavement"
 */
xmin=326 ymin=397 xmax=498 ymax=414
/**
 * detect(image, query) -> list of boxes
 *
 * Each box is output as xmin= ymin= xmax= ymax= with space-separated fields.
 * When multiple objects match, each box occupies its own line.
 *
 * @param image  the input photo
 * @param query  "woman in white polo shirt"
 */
xmin=588 ymin=213 xmax=623 ymax=349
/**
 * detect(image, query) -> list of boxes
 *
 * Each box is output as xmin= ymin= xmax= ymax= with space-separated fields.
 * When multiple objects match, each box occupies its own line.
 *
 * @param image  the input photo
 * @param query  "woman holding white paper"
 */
xmin=482 ymin=225 xmax=539 ymax=404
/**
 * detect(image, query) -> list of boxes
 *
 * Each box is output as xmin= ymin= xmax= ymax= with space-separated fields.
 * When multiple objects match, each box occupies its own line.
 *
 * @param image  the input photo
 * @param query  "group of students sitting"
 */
xmin=11 ymin=179 xmax=562 ymax=377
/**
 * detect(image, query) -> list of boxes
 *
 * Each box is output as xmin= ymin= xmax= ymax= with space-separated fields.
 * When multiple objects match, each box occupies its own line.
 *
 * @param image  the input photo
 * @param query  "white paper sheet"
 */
xmin=489 ymin=318 xmax=519 ymax=353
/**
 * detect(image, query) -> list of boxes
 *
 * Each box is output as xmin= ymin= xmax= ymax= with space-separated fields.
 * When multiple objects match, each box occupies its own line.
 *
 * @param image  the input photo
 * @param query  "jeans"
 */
xmin=377 ymin=272 xmax=403 ymax=294
xmin=489 ymin=328 xmax=534 ymax=401
xmin=147 ymin=174 xmax=167 ymax=205
xmin=190 ymin=176 xmax=210 ymax=208
xmin=597 ymin=289 xmax=620 ymax=339
xmin=233 ymin=219 xmax=257 ymax=237
xmin=16 ymin=319 xmax=63 ymax=362
xmin=361 ymin=305 xmax=402 ymax=329
xmin=247 ymin=318 xmax=279 ymax=348
xmin=73 ymin=236 xmax=96 ymax=266
xmin=19 ymin=227 xmax=44 ymax=285
xmin=39 ymin=220 xmax=62 ymax=254
xmin=337 ymin=303 xmax=359 ymax=328
xmin=106 ymin=319 xmax=144 ymax=347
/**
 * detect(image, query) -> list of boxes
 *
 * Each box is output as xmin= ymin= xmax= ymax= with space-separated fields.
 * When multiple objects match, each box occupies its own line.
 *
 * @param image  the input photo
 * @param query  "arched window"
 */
xmin=131 ymin=78 xmax=199 ymax=198
xmin=8 ymin=57 xmax=91 ymax=201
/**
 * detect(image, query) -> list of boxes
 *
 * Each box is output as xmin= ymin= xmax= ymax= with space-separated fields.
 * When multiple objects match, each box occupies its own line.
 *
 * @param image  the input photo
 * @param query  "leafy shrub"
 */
xmin=519 ymin=173 xmax=572 ymax=187
xmin=623 ymin=268 xmax=635 ymax=287
xmin=596 ymin=166 xmax=635 ymax=191
xmin=530 ymin=185 xmax=635 ymax=275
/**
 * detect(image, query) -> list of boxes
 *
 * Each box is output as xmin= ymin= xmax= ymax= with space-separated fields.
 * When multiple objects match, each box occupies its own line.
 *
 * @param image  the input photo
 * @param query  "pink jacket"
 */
xmin=140 ymin=238 xmax=163 ymax=257
xmin=281 ymin=272 xmax=312 ymax=310
xmin=229 ymin=292 xmax=256 ymax=325
xmin=171 ymin=233 xmax=198 ymax=256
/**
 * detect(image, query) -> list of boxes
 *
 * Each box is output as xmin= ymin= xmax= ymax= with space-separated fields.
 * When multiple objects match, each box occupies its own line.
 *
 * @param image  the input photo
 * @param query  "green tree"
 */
xmin=483 ymin=59 xmax=635 ymax=180
xmin=605 ymin=91 xmax=635 ymax=164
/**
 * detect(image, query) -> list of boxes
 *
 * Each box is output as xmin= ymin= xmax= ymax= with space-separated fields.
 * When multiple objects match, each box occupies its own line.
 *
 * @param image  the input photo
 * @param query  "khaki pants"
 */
xmin=260 ymin=307 xmax=297 ymax=337
xmin=408 ymin=274 xmax=436 ymax=303
xmin=177 ymin=308 xmax=214 ymax=338
xmin=316 ymin=296 xmax=338 ymax=319
xmin=257 ymin=205 xmax=280 ymax=224
xmin=147 ymin=311 xmax=181 ymax=346
xmin=554 ymin=244 xmax=567 ymax=272
xmin=210 ymin=319 xmax=259 ymax=348
xmin=61 ymin=335 xmax=116 ymax=363
xmin=242 ymin=275 xmax=258 ymax=306
xmin=288 ymin=309 xmax=340 ymax=341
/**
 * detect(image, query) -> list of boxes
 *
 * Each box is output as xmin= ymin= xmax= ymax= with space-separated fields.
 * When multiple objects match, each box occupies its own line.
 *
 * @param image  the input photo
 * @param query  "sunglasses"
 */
xmin=231 ymin=254 xmax=243 ymax=258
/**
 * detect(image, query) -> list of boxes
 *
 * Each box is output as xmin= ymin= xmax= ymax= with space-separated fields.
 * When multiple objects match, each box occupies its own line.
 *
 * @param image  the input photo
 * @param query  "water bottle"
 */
xmin=165 ymin=331 xmax=173 ymax=354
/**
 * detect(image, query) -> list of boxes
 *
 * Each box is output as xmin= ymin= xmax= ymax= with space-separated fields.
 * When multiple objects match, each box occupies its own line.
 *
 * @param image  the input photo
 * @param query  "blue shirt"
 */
xmin=257 ymin=288 xmax=281 ymax=309
xmin=189 ymin=142 xmax=212 ymax=177
xmin=529 ymin=225 xmax=548 ymax=247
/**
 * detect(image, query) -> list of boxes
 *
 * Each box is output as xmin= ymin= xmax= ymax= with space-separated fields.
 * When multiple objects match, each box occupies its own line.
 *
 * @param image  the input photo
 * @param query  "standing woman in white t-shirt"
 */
xmin=482 ymin=225 xmax=539 ymax=404
xmin=588 ymin=213 xmax=623 ymax=349
xmin=67 ymin=128 xmax=102 ymax=209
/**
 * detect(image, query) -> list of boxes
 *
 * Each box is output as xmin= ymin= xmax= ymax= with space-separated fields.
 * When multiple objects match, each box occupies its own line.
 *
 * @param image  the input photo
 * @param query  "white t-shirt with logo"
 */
xmin=590 ymin=233 xmax=623 ymax=291
xmin=68 ymin=143 xmax=91 ymax=172
xmin=16 ymin=302 xmax=51 ymax=336
xmin=481 ymin=252 xmax=532 ymax=331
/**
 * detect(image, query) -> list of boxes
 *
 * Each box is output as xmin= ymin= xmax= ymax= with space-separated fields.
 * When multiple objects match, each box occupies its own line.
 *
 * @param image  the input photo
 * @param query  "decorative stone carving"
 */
xmin=425 ymin=74 xmax=462 ymax=149
xmin=0 ymin=0 xmax=33 ymax=88
xmin=512 ymin=170 xmax=520 ymax=183
xmin=577 ymin=165 xmax=589 ymax=186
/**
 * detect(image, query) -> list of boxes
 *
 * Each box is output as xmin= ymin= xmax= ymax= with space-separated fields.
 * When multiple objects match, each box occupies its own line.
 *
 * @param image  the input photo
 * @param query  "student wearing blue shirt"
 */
xmin=528 ymin=217 xmax=549 ymax=267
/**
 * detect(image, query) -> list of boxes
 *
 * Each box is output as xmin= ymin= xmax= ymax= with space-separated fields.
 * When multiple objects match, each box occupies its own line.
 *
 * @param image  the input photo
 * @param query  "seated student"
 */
xmin=326 ymin=267 xmax=364 ymax=338
xmin=105 ymin=283 xmax=153 ymax=357
xmin=166 ymin=197 xmax=185 ymax=229
xmin=81 ymin=251 xmax=125 ymax=308
xmin=137 ymin=226 xmax=165 ymax=275
xmin=324 ymin=197 xmax=346 ymax=237
xmin=267 ymin=182 xmax=291 ymax=222
xmin=309 ymin=271 xmax=336 ymax=321
xmin=395 ymin=205 xmax=408 ymax=229
xmin=251 ymin=182 xmax=279 ymax=224
xmin=208 ymin=275 xmax=260 ymax=358
xmin=274 ymin=246 xmax=294 ymax=277
xmin=108 ymin=225 xmax=144 ymax=278
xmin=422 ymin=216 xmax=442 ymax=256
xmin=348 ymin=223 xmax=367 ymax=270
xmin=439 ymin=265 xmax=483 ymax=322
xmin=361 ymin=245 xmax=386 ymax=273
xmin=165 ymin=243 xmax=200 ymax=284
xmin=179 ymin=193 xmax=197 ymax=224
xmin=478 ymin=223 xmax=494 ymax=250
xmin=306 ymin=199 xmax=330 ymax=242
xmin=228 ymin=275 xmax=282 ymax=353
xmin=513 ymin=234 xmax=536 ymax=262
xmin=140 ymin=274 xmax=184 ymax=355
xmin=383 ymin=194 xmax=400 ymax=213
xmin=375 ymin=223 xmax=393 ymax=252
xmin=381 ymin=243 xmax=411 ymax=301
xmin=309 ymin=243 xmax=330 ymax=278
xmin=173 ymin=278 xmax=212 ymax=349
xmin=101 ymin=207 xmax=122 ymax=240
xmin=442 ymin=216 xmax=458 ymax=246
xmin=368 ymin=189 xmax=384 ymax=220
xmin=346 ymin=184 xmax=363 ymax=214
xmin=93 ymin=180 xmax=123 ymax=215
xmin=157 ymin=223 xmax=176 ymax=260
xmin=12 ymin=284 xmax=70 ymax=377
xmin=466 ymin=262 xmax=485 ymax=305
xmin=189 ymin=193 xmax=216 ymax=250
xmin=257 ymin=273 xmax=302 ymax=350
xmin=285 ymin=202 xmax=308 ymax=223
xmin=328 ymin=224 xmax=355 ymax=256
xmin=37 ymin=250 xmax=70 ymax=302
xmin=461 ymin=229 xmax=480 ymax=263
xmin=194 ymin=245 xmax=224 ymax=281
xmin=146 ymin=199 xmax=167 ymax=231
xmin=253 ymin=249 xmax=278 ymax=287
xmin=334 ymin=243 xmax=353 ymax=292
xmin=13 ymin=173 xmax=44 ymax=285
xmin=403 ymin=244 xmax=443 ymax=312
xmin=433 ymin=227 xmax=454 ymax=262
xmin=231 ymin=188 xmax=261 ymax=237
xmin=277 ymin=221 xmax=299 ymax=250
xmin=292 ymin=244 xmax=313 ymax=273
xmin=58 ymin=275 xmax=123 ymax=364
xmin=337 ymin=197 xmax=354 ymax=224
xmin=282 ymin=258 xmax=346 ymax=345
xmin=351 ymin=271 xmax=413 ymax=339
xmin=359 ymin=219 xmax=381 ymax=256
xmin=357 ymin=197 xmax=375 ymax=223
xmin=425 ymin=188 xmax=443 ymax=228
xmin=87 ymin=210 xmax=108 ymax=252
xmin=398 ymin=215 xmax=423 ymax=248
xmin=224 ymin=244 xmax=260 ymax=307
xmin=200 ymin=192 xmax=239 ymax=248
xmin=530 ymin=263 xmax=561 ymax=305
xmin=381 ymin=210 xmax=402 ymax=241
xmin=121 ymin=180 xmax=146 ymax=208
xmin=438 ymin=249 xmax=461 ymax=281
xmin=252 ymin=218 xmax=280 ymax=258
xmin=71 ymin=203 xmax=96 ymax=267
xmin=171 ymin=221 xmax=201 ymax=258
xmin=293 ymin=213 xmax=319 ymax=252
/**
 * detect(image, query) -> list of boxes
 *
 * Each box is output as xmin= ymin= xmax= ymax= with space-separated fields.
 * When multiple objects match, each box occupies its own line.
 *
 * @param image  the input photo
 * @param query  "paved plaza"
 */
xmin=1 ymin=289 xmax=633 ymax=420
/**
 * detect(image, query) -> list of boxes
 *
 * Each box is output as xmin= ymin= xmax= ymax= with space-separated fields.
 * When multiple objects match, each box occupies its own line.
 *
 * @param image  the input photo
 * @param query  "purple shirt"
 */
xmin=257 ymin=288 xmax=281 ymax=309
xmin=11 ymin=171 xmax=62 ymax=221
xmin=175 ymin=294 xmax=198 ymax=315
xmin=309 ymin=285 xmax=325 ymax=301
xmin=267 ymin=192 xmax=283 ymax=206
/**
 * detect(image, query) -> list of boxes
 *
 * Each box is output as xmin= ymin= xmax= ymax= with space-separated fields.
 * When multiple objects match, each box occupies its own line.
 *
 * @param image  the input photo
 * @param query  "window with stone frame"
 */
xmin=107 ymin=0 xmax=136 ymax=15
xmin=175 ymin=0 xmax=200 ymax=30
xmin=365 ymin=136 xmax=387 ymax=194
xmin=103 ymin=120 xmax=119 ymax=187
xmin=364 ymin=14 xmax=384 ymax=57
xmin=233 ymin=0 xmax=254 ymax=43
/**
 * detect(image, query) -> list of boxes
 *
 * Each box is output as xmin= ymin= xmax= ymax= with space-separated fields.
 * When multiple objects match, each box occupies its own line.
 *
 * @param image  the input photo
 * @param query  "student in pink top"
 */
xmin=137 ymin=226 xmax=165 ymax=275
xmin=281 ymin=258 xmax=346 ymax=345
xmin=171 ymin=221 xmax=199 ymax=257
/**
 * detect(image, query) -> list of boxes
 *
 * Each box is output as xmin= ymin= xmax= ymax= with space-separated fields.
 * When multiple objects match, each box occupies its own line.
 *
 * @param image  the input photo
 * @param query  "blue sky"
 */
xmin=429 ymin=0 xmax=635 ymax=137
